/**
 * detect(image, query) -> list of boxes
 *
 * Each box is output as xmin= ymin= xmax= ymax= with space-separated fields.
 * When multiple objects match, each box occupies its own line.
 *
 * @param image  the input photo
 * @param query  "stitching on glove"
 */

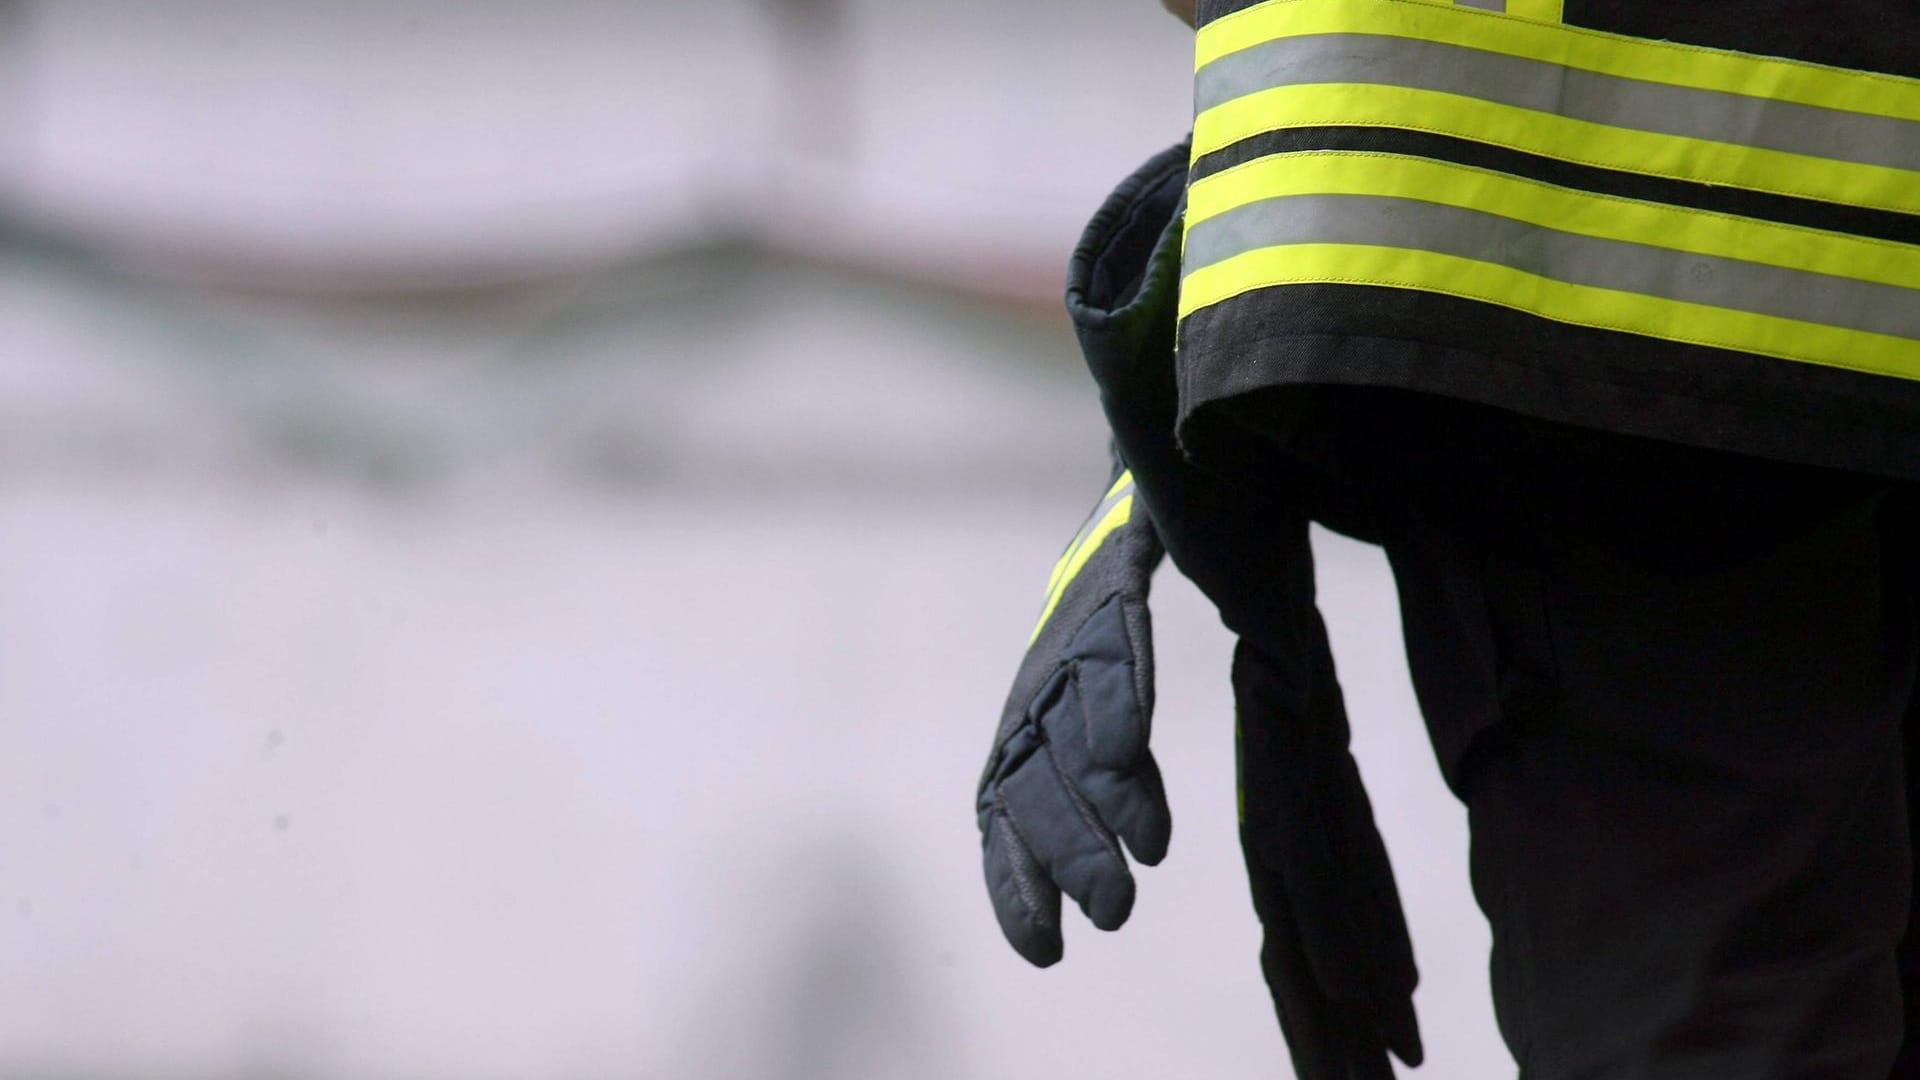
xmin=993 ymin=797 xmax=1054 ymax=928
xmin=1043 ymin=734 xmax=1127 ymax=869
xmin=1066 ymin=660 xmax=1102 ymax=763
xmin=1119 ymin=596 xmax=1155 ymax=730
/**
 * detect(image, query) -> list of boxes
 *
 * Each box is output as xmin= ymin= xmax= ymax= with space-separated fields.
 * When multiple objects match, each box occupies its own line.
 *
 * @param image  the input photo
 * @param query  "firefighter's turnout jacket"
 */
xmin=1177 ymin=0 xmax=1920 ymax=478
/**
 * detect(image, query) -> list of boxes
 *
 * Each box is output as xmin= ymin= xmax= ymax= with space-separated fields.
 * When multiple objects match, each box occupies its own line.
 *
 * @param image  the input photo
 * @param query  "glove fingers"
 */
xmin=1256 ymin=892 xmax=1401 ymax=1080
xmin=1055 ymin=755 xmax=1170 ymax=868
xmin=999 ymin=750 xmax=1136 ymax=931
xmin=1347 ymin=1043 xmax=1399 ymax=1080
xmin=982 ymin=806 xmax=1064 ymax=967
xmin=1038 ymin=672 xmax=1172 ymax=866
xmin=1074 ymin=743 xmax=1172 ymax=867
xmin=1104 ymin=751 xmax=1172 ymax=866
xmin=1379 ymin=990 xmax=1424 ymax=1068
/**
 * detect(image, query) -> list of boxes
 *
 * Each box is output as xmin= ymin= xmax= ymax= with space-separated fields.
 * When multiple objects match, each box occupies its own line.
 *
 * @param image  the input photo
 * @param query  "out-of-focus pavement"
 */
xmin=0 ymin=2 xmax=1513 ymax=1077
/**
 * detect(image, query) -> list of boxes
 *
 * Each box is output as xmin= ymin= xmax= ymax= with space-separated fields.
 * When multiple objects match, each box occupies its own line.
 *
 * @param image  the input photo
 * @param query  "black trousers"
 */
xmin=1236 ymin=387 xmax=1917 ymax=1077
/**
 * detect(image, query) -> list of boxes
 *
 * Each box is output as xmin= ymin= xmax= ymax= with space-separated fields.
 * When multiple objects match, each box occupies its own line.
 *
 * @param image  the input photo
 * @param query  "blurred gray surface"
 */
xmin=2 ymin=0 xmax=1197 ymax=292
xmin=0 ymin=241 xmax=1510 ymax=1080
xmin=0 ymin=3 xmax=1512 ymax=1077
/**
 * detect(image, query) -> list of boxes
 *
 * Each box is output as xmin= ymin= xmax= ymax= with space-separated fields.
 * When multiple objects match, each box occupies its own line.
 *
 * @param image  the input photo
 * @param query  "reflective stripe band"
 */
xmin=1032 ymin=474 xmax=1135 ymax=642
xmin=1181 ymin=156 xmax=1920 ymax=374
xmin=1192 ymin=0 xmax=1920 ymax=215
xmin=1045 ymin=471 xmax=1132 ymax=583
xmin=1042 ymin=469 xmax=1135 ymax=596
xmin=1198 ymin=85 xmax=1920 ymax=216
xmin=1197 ymin=0 xmax=1920 ymax=117
xmin=1187 ymin=154 xmax=1920 ymax=294
xmin=1182 ymin=241 xmax=1920 ymax=379
xmin=1195 ymin=35 xmax=1920 ymax=174
xmin=1503 ymin=0 xmax=1561 ymax=21
xmin=1437 ymin=0 xmax=1561 ymax=21
xmin=1187 ymin=191 xmax=1920 ymax=338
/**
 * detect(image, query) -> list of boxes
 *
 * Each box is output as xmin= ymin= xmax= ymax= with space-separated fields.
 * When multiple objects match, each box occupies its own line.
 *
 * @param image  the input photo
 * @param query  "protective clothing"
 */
xmin=976 ymin=455 xmax=1170 ymax=968
xmin=982 ymin=0 xmax=1920 ymax=1072
xmin=1179 ymin=0 xmax=1920 ymax=482
xmin=977 ymin=141 xmax=1422 ymax=1079
xmin=1305 ymin=383 xmax=1910 ymax=1075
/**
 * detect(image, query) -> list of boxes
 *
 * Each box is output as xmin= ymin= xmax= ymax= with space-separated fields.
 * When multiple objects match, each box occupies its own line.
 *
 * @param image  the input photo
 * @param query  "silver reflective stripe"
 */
xmin=1181 ymin=193 xmax=1920 ymax=340
xmin=1193 ymin=33 xmax=1920 ymax=174
xmin=1456 ymin=0 xmax=1505 ymax=10
xmin=1062 ymin=478 xmax=1135 ymax=568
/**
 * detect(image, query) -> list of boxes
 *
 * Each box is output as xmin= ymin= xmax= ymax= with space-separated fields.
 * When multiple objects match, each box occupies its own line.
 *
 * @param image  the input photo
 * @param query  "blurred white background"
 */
xmin=0 ymin=2 xmax=1510 ymax=1077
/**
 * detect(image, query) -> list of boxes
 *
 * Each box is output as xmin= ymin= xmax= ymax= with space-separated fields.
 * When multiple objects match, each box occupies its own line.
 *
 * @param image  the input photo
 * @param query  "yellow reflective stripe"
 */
xmin=1041 ymin=527 xmax=1086 ymax=602
xmin=1030 ymin=494 xmax=1135 ymax=643
xmin=1193 ymin=81 xmax=1920 ymax=216
xmin=1179 ymin=243 xmax=1920 ymax=380
xmin=1186 ymin=152 xmax=1920 ymax=292
xmin=1504 ymin=0 xmax=1561 ymax=22
xmin=1041 ymin=540 xmax=1076 ymax=603
xmin=1438 ymin=0 xmax=1562 ymax=20
xmin=1196 ymin=0 xmax=1920 ymax=123
xmin=1041 ymin=469 xmax=1136 ymax=599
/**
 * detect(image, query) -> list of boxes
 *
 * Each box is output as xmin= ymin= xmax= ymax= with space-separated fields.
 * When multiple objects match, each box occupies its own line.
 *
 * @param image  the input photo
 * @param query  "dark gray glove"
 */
xmin=1236 ymin=633 xmax=1425 ymax=1079
xmin=975 ymin=454 xmax=1171 ymax=967
xmin=1063 ymin=138 xmax=1423 ymax=1077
